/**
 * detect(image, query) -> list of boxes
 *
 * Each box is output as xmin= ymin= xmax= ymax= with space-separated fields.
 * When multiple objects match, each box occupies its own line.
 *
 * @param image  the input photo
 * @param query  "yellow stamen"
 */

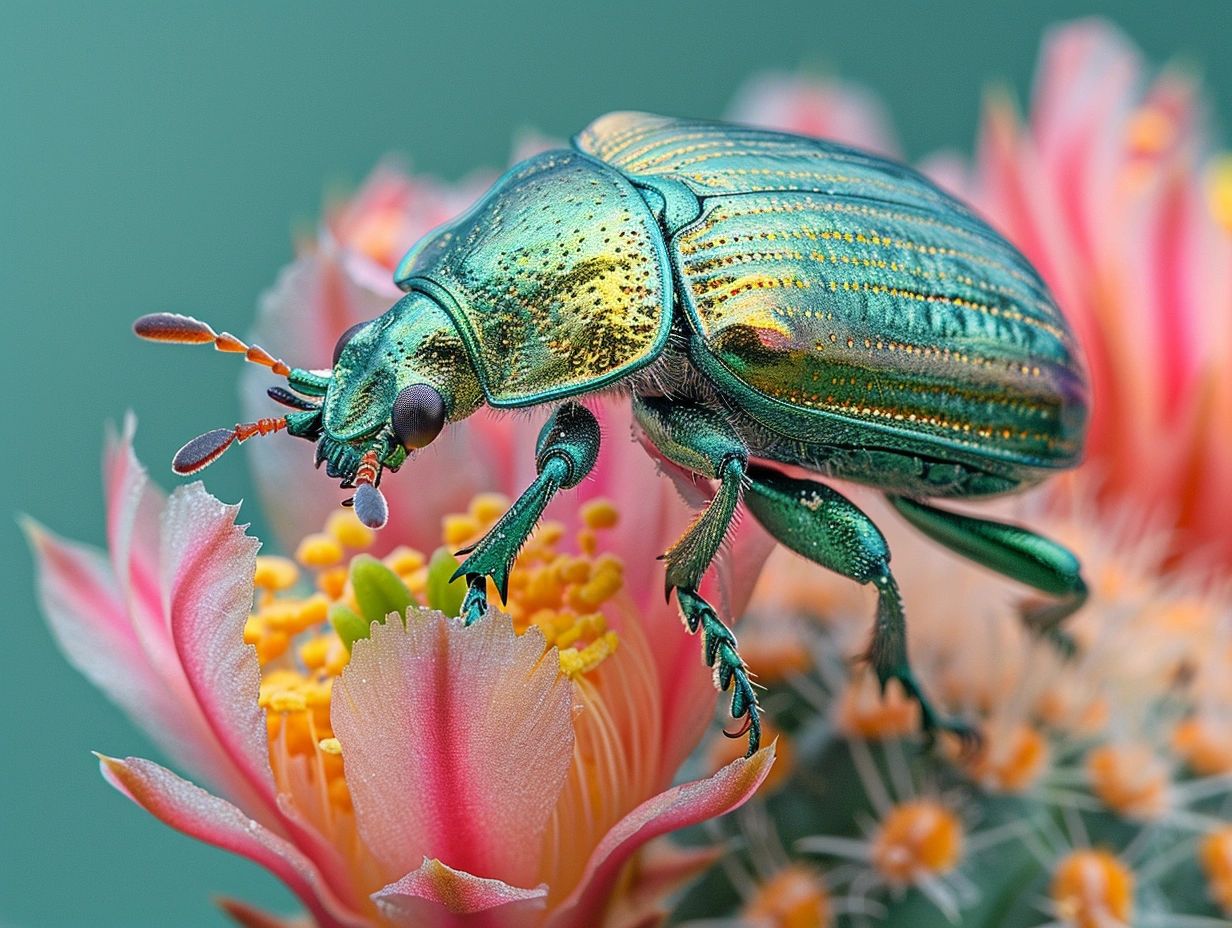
xmin=326 ymin=510 xmax=376 ymax=550
xmin=253 ymin=556 xmax=299 ymax=591
xmin=443 ymin=514 xmax=481 ymax=548
xmin=742 ymin=864 xmax=831 ymax=928
xmin=469 ymin=493 xmax=510 ymax=524
xmin=870 ymin=800 xmax=963 ymax=884
xmin=296 ymin=533 xmax=344 ymax=569
xmin=317 ymin=566 xmax=348 ymax=599
xmin=580 ymin=499 xmax=620 ymax=530
xmin=318 ymin=737 xmax=343 ymax=756
xmin=383 ymin=546 xmax=425 ymax=575
xmin=1050 ymin=849 xmax=1134 ymax=928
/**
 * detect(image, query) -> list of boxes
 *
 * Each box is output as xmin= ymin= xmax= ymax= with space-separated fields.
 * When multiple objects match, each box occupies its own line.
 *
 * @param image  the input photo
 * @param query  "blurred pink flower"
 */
xmin=725 ymin=69 xmax=901 ymax=157
xmin=28 ymin=413 xmax=774 ymax=927
xmin=962 ymin=19 xmax=1232 ymax=573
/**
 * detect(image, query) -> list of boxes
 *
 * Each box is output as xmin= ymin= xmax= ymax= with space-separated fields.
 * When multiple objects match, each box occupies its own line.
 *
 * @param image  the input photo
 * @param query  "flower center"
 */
xmin=243 ymin=495 xmax=626 ymax=841
xmin=1174 ymin=716 xmax=1232 ymax=776
xmin=835 ymin=674 xmax=920 ymax=741
xmin=1050 ymin=849 xmax=1134 ymax=928
xmin=870 ymin=800 xmax=963 ymax=884
xmin=965 ymin=724 xmax=1050 ymax=793
xmin=1085 ymin=743 xmax=1172 ymax=820
xmin=743 ymin=865 xmax=831 ymax=928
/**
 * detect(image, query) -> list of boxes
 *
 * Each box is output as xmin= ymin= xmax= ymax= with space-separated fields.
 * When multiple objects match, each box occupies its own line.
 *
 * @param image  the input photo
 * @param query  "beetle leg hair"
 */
xmin=452 ymin=402 xmax=601 ymax=626
xmin=632 ymin=394 xmax=763 ymax=757
xmin=743 ymin=464 xmax=979 ymax=751
xmin=888 ymin=495 xmax=1089 ymax=656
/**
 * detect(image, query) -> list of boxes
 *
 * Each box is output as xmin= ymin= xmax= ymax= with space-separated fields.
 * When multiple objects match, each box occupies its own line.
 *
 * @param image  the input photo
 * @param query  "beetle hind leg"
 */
xmin=744 ymin=464 xmax=978 ymax=750
xmin=887 ymin=495 xmax=1088 ymax=656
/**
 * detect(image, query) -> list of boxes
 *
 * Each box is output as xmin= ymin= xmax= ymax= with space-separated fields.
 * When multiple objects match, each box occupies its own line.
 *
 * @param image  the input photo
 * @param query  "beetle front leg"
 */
xmin=452 ymin=402 xmax=600 ymax=626
xmin=633 ymin=394 xmax=762 ymax=756
xmin=743 ymin=464 xmax=979 ymax=749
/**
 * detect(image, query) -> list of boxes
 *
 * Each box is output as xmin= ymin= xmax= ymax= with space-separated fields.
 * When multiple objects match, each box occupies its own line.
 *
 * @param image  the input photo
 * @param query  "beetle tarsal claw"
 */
xmin=352 ymin=483 xmax=388 ymax=529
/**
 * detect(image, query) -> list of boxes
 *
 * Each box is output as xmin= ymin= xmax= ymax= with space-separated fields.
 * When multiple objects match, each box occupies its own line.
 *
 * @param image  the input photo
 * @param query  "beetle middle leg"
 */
xmin=632 ymin=394 xmax=763 ymax=756
xmin=743 ymin=463 xmax=979 ymax=749
xmin=452 ymin=402 xmax=601 ymax=625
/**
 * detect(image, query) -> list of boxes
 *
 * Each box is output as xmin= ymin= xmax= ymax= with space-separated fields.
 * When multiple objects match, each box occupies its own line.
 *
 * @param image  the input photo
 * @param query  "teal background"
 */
xmin=2 ymin=2 xmax=1227 ymax=925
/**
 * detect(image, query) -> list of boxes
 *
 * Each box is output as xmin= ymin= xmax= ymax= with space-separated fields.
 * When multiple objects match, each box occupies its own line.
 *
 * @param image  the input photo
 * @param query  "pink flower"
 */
xmin=724 ymin=70 xmax=901 ymax=158
xmin=30 ymin=156 xmax=777 ymax=924
xmin=29 ymin=411 xmax=774 ymax=927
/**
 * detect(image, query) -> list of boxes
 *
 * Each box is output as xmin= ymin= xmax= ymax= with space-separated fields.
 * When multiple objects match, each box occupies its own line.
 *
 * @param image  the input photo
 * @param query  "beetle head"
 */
xmin=315 ymin=290 xmax=484 ymax=524
xmin=133 ymin=289 xmax=483 ymax=530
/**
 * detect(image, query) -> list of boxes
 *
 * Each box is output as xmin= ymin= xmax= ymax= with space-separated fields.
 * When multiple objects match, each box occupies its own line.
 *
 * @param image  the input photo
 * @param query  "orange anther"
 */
xmin=742 ymin=864 xmax=831 ymax=928
xmin=1051 ymin=849 xmax=1134 ymax=928
xmin=871 ymin=801 xmax=963 ymax=883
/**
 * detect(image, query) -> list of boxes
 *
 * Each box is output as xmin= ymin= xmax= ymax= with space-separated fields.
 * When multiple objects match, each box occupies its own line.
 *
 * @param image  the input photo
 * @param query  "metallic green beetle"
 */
xmin=136 ymin=112 xmax=1090 ymax=756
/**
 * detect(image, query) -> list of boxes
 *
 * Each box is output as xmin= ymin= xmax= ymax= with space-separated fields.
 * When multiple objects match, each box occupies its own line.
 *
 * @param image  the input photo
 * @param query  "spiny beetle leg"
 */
xmin=864 ymin=570 xmax=981 ymax=754
xmin=743 ymin=464 xmax=978 ymax=752
xmin=677 ymin=588 xmax=762 ymax=756
xmin=631 ymin=393 xmax=762 ymax=754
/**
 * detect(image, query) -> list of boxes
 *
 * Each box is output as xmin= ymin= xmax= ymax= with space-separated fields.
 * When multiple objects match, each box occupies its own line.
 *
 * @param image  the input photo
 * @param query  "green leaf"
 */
xmin=329 ymin=602 xmax=369 ymax=651
xmin=426 ymin=547 xmax=466 ymax=616
xmin=350 ymin=553 xmax=416 ymax=627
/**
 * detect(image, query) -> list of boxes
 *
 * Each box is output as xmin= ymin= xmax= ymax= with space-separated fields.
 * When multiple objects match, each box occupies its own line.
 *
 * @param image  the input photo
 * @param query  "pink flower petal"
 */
xmin=104 ymin=413 xmax=164 ymax=627
xmin=373 ymin=858 xmax=547 ymax=928
xmin=331 ymin=610 xmax=574 ymax=889
xmin=600 ymin=839 xmax=722 ymax=928
xmin=545 ymin=746 xmax=776 ymax=928
xmin=25 ymin=518 xmax=254 ymax=804
xmin=26 ymin=521 xmax=166 ymax=732
xmin=161 ymin=483 xmax=271 ymax=801
xmin=99 ymin=755 xmax=371 ymax=928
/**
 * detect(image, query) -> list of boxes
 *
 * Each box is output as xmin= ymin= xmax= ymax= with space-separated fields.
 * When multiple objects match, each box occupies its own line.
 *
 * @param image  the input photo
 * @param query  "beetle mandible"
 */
xmin=135 ymin=112 xmax=1090 ymax=756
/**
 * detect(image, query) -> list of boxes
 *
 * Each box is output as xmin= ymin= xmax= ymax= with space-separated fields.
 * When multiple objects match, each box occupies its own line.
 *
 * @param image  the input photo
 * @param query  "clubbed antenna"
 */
xmin=172 ymin=417 xmax=288 ymax=475
xmin=133 ymin=313 xmax=293 ymax=377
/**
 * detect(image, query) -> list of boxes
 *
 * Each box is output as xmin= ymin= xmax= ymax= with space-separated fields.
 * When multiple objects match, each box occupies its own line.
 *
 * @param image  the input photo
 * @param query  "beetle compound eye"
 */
xmin=392 ymin=384 xmax=446 ymax=450
xmin=332 ymin=322 xmax=368 ymax=366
